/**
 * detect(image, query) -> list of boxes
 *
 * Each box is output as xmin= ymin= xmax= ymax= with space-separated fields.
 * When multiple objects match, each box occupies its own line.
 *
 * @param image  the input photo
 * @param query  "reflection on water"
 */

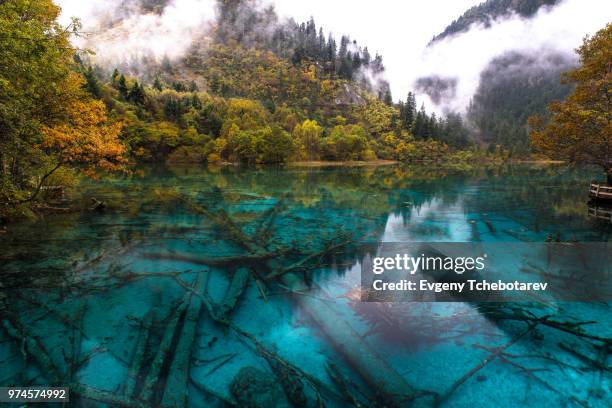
xmin=0 ymin=164 xmax=610 ymax=407
xmin=588 ymin=201 xmax=612 ymax=223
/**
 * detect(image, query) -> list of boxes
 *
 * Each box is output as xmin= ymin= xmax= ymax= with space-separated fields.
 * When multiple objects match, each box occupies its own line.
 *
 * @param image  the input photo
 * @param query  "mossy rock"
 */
xmin=230 ymin=366 xmax=290 ymax=408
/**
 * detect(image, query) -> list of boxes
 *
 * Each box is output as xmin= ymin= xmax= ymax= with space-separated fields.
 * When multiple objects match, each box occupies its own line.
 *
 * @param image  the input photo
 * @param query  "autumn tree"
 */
xmin=293 ymin=120 xmax=323 ymax=161
xmin=0 ymin=0 xmax=125 ymax=213
xmin=529 ymin=24 xmax=612 ymax=183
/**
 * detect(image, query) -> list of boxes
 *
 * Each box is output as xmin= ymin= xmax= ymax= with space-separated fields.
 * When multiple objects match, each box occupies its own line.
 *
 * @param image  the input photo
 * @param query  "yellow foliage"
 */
xmin=41 ymin=96 xmax=126 ymax=174
xmin=530 ymin=23 xmax=611 ymax=174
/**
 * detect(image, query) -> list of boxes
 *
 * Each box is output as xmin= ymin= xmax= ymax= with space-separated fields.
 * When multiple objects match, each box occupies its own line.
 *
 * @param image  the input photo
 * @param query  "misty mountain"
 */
xmin=81 ymin=0 xmax=391 ymax=103
xmin=429 ymin=0 xmax=561 ymax=45
xmin=214 ymin=0 xmax=391 ymax=98
xmin=467 ymin=51 xmax=574 ymax=152
xmin=413 ymin=0 xmax=578 ymax=152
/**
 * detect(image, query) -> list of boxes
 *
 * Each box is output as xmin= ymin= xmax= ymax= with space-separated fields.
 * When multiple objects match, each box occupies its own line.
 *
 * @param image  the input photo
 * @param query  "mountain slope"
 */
xmin=429 ymin=0 xmax=561 ymax=44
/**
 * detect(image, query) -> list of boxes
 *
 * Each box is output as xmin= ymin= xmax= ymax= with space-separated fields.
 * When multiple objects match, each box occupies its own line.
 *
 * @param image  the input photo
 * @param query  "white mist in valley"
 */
xmin=56 ymin=0 xmax=217 ymax=66
xmin=415 ymin=0 xmax=612 ymax=114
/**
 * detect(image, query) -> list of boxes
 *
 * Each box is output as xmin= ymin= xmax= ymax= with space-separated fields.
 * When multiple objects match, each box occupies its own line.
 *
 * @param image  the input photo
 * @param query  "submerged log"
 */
xmin=139 ymin=284 xmax=195 ymax=402
xmin=143 ymin=251 xmax=279 ymax=267
xmin=125 ymin=312 xmax=153 ymax=398
xmin=1 ymin=316 xmax=62 ymax=384
xmin=71 ymin=384 xmax=148 ymax=408
xmin=90 ymin=198 xmax=106 ymax=212
xmin=219 ymin=267 xmax=251 ymax=319
xmin=178 ymin=194 xmax=427 ymax=406
xmin=326 ymin=362 xmax=366 ymax=408
xmin=281 ymin=273 xmax=428 ymax=407
xmin=160 ymin=273 xmax=207 ymax=407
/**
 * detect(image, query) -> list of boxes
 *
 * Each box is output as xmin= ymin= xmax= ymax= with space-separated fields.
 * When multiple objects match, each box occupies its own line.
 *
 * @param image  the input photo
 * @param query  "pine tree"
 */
xmin=118 ymin=74 xmax=129 ymax=99
xmin=326 ymin=33 xmax=337 ymax=75
xmin=83 ymin=66 xmax=102 ymax=99
xmin=111 ymin=68 xmax=119 ymax=86
xmin=414 ymin=105 xmax=428 ymax=138
xmin=383 ymin=89 xmax=393 ymax=105
xmin=429 ymin=113 xmax=438 ymax=138
xmin=161 ymin=55 xmax=173 ymax=73
xmin=153 ymin=77 xmax=163 ymax=91
xmin=318 ymin=27 xmax=325 ymax=59
xmin=406 ymin=92 xmax=416 ymax=126
xmin=362 ymin=47 xmax=371 ymax=66
xmin=128 ymin=81 xmax=145 ymax=105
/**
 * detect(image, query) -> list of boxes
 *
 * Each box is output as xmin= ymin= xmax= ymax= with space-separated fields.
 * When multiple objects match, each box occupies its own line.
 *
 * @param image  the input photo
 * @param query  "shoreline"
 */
xmin=287 ymin=160 xmax=399 ymax=167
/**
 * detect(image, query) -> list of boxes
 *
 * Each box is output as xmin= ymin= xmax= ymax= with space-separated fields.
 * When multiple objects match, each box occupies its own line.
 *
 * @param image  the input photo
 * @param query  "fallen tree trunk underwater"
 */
xmin=166 ymin=194 xmax=432 ymax=407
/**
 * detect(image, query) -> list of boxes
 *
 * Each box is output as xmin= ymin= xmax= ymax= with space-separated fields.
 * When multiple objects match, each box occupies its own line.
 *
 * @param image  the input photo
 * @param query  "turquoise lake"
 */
xmin=0 ymin=164 xmax=610 ymax=407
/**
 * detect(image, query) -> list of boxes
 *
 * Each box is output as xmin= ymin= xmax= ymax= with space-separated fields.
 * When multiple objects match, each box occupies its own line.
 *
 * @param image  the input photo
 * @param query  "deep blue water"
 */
xmin=0 ymin=164 xmax=610 ymax=407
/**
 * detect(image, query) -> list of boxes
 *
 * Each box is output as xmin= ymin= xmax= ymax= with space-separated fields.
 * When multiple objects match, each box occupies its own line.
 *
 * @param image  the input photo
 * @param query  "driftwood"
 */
xmin=232 ymin=325 xmax=340 ymax=405
xmin=254 ymin=197 xmax=287 ymax=244
xmin=282 ymin=273 xmax=427 ymax=407
xmin=479 ymin=305 xmax=612 ymax=345
xmin=265 ymin=235 xmax=355 ymax=280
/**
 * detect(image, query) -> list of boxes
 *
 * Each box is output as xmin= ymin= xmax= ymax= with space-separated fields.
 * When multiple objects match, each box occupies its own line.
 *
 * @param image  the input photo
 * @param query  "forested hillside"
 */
xmin=422 ymin=0 xmax=574 ymax=153
xmin=429 ymin=0 xmax=560 ymax=44
xmin=468 ymin=52 xmax=574 ymax=153
xmin=78 ymin=0 xmax=480 ymax=166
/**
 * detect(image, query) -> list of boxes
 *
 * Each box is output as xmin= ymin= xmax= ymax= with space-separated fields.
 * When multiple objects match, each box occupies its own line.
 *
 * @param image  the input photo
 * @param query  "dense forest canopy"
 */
xmin=468 ymin=51 xmax=574 ymax=153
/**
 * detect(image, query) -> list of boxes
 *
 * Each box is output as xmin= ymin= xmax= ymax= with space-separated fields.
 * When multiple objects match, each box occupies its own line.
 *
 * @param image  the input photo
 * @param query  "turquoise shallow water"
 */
xmin=0 ymin=164 xmax=610 ymax=407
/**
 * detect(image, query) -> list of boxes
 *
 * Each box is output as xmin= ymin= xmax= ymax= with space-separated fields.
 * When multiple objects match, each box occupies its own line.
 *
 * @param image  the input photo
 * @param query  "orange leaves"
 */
xmin=529 ymin=24 xmax=611 ymax=170
xmin=41 ymin=98 xmax=126 ymax=173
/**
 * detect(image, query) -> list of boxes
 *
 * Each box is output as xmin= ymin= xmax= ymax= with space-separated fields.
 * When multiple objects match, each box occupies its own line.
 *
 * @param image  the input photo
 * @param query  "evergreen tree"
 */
xmin=83 ymin=66 xmax=102 ymax=99
xmin=111 ymin=68 xmax=120 ymax=85
xmin=128 ymin=81 xmax=146 ymax=105
xmin=383 ymin=89 xmax=393 ymax=106
xmin=406 ymin=93 xmax=416 ymax=126
xmin=161 ymin=55 xmax=173 ymax=73
xmin=326 ymin=33 xmax=337 ymax=75
xmin=362 ymin=47 xmax=371 ymax=66
xmin=191 ymin=94 xmax=202 ymax=110
xmin=413 ymin=104 xmax=428 ymax=138
xmin=153 ymin=77 xmax=163 ymax=91
xmin=118 ymin=74 xmax=129 ymax=99
xmin=429 ymin=113 xmax=438 ymax=138
xmin=172 ymin=82 xmax=187 ymax=92
xmin=318 ymin=27 xmax=326 ymax=60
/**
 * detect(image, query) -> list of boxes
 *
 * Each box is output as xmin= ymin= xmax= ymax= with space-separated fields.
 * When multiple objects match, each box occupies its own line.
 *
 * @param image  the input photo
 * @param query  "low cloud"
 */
xmin=57 ymin=0 xmax=217 ymax=66
xmin=412 ymin=0 xmax=611 ymax=113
